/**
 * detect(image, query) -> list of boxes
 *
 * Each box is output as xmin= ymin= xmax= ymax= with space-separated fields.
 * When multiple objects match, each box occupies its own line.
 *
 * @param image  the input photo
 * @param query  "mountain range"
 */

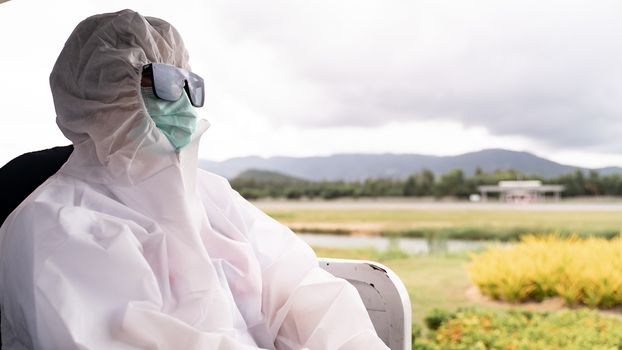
xmin=199 ymin=149 xmax=622 ymax=181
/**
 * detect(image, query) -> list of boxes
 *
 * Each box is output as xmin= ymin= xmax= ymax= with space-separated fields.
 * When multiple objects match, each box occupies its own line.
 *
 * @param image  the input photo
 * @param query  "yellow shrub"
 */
xmin=468 ymin=234 xmax=622 ymax=307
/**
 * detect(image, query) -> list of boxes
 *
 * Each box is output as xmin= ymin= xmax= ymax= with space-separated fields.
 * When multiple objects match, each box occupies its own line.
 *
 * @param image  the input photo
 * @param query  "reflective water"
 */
xmin=297 ymin=232 xmax=502 ymax=254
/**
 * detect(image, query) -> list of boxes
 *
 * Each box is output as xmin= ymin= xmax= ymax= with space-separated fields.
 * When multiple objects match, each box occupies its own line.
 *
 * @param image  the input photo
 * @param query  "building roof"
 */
xmin=478 ymin=180 xmax=565 ymax=193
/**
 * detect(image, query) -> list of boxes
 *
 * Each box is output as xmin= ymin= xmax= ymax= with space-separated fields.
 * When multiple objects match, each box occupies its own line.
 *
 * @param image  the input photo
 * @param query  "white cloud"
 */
xmin=201 ymin=118 xmax=535 ymax=161
xmin=1 ymin=0 xmax=622 ymax=169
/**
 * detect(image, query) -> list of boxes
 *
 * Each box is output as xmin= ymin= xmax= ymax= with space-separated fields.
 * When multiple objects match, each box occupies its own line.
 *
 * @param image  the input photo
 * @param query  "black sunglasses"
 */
xmin=142 ymin=63 xmax=205 ymax=107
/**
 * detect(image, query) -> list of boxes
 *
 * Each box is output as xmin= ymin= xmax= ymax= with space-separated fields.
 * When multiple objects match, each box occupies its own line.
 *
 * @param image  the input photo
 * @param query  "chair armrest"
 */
xmin=318 ymin=258 xmax=412 ymax=350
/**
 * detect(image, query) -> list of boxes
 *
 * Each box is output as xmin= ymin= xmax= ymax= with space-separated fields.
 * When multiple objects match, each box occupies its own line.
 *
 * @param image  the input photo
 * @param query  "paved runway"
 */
xmin=253 ymin=199 xmax=622 ymax=211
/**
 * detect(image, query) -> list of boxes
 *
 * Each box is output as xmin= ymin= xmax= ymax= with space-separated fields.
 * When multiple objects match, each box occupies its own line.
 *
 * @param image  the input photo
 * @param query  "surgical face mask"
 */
xmin=141 ymin=86 xmax=198 ymax=149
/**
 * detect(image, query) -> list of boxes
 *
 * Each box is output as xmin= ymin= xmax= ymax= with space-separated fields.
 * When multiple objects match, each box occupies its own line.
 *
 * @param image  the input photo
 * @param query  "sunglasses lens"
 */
xmin=147 ymin=63 xmax=205 ymax=107
xmin=152 ymin=64 xmax=184 ymax=102
xmin=186 ymin=72 xmax=205 ymax=107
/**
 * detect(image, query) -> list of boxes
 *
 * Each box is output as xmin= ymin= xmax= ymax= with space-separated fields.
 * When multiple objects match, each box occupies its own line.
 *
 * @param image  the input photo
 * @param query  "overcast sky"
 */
xmin=1 ymin=0 xmax=622 ymax=167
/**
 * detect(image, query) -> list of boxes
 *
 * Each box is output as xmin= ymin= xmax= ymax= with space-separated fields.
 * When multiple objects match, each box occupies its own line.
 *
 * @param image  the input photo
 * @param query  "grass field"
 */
xmin=267 ymin=206 xmax=622 ymax=240
xmin=312 ymin=246 xmax=477 ymax=324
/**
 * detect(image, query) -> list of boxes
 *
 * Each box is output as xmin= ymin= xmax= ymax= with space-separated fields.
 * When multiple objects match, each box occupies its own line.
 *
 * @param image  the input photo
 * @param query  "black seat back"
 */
xmin=0 ymin=145 xmax=73 ymax=227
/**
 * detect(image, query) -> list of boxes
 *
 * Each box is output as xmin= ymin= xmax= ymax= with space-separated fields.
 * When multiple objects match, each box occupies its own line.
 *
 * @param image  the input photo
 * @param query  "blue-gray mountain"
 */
xmin=199 ymin=149 xmax=622 ymax=181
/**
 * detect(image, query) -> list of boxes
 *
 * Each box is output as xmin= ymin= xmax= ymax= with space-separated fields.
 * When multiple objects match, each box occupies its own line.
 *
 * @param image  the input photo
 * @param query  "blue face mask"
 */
xmin=141 ymin=87 xmax=199 ymax=149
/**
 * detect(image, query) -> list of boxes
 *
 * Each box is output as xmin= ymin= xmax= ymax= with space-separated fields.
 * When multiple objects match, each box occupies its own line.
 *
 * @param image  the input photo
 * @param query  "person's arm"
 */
xmin=227 ymin=188 xmax=389 ymax=349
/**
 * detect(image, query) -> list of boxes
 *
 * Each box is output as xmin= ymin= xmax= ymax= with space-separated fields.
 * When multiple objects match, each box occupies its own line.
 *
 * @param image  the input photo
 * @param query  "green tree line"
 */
xmin=230 ymin=168 xmax=622 ymax=200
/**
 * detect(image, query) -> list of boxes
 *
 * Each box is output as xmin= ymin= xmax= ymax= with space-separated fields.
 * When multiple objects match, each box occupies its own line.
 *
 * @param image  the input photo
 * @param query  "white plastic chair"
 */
xmin=318 ymin=258 xmax=412 ymax=350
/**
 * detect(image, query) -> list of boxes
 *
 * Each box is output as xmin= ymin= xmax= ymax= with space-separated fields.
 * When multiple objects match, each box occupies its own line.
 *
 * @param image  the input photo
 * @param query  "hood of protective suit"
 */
xmin=50 ymin=9 xmax=208 ymax=184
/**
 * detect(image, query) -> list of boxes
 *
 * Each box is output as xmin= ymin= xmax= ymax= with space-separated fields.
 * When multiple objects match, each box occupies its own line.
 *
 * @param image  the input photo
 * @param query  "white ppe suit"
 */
xmin=0 ymin=9 xmax=388 ymax=350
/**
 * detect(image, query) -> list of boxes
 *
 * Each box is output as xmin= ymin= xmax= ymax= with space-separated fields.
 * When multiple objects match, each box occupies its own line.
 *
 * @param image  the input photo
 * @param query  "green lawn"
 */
xmin=312 ymin=246 xmax=478 ymax=324
xmin=271 ymin=208 xmax=622 ymax=240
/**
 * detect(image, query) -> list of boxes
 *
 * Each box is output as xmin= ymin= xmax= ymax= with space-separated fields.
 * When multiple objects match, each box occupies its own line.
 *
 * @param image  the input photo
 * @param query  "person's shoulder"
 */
xmin=7 ymin=191 xmax=95 ymax=231
xmin=196 ymin=168 xmax=250 ymax=212
xmin=0 ymin=199 xmax=87 ymax=258
xmin=2 ymin=174 xmax=113 ymax=239
xmin=197 ymin=168 xmax=230 ymax=182
xmin=197 ymin=168 xmax=234 ymax=189
xmin=2 ymin=189 xmax=146 ymax=256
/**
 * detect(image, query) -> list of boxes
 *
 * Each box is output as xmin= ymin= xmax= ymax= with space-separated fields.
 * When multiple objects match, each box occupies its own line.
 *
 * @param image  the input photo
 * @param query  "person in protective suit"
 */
xmin=0 ymin=9 xmax=389 ymax=350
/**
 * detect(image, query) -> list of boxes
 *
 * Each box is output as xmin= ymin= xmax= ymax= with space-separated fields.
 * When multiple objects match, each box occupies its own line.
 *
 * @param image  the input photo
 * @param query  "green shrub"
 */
xmin=415 ymin=308 xmax=622 ymax=350
xmin=424 ymin=308 xmax=452 ymax=331
xmin=469 ymin=234 xmax=622 ymax=308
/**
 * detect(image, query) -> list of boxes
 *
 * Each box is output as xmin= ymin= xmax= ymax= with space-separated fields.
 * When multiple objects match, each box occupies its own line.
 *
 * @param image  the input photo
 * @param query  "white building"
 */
xmin=477 ymin=180 xmax=565 ymax=203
